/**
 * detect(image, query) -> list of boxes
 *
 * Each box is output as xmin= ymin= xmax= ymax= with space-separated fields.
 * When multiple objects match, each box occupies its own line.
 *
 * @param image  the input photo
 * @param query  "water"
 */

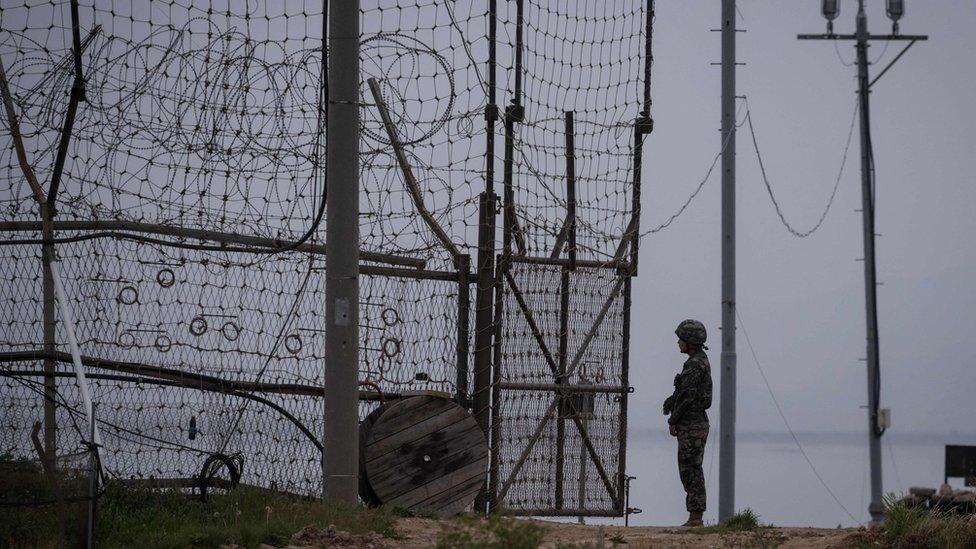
xmin=604 ymin=429 xmax=976 ymax=528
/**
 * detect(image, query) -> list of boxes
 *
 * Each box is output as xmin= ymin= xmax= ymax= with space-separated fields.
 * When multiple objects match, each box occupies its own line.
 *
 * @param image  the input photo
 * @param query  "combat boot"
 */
xmin=682 ymin=511 xmax=704 ymax=527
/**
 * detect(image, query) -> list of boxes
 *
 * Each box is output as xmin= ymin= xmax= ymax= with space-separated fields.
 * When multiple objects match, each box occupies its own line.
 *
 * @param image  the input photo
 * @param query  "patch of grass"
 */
xmin=847 ymin=495 xmax=976 ymax=548
xmin=436 ymin=513 xmax=548 ymax=549
xmin=875 ymin=496 xmax=976 ymax=548
xmin=683 ymin=508 xmax=767 ymax=535
xmin=0 ymin=455 xmax=90 ymax=548
xmin=3 ymin=483 xmax=399 ymax=548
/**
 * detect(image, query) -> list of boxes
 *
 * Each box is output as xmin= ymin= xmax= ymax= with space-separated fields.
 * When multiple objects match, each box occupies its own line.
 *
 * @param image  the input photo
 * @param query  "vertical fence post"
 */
xmin=487 ymin=252 xmax=505 ymax=513
xmin=323 ymin=0 xmax=360 ymax=504
xmin=41 ymin=203 xmax=57 ymax=470
xmin=555 ymin=110 xmax=576 ymax=510
xmin=472 ymin=0 xmax=499 ymax=514
xmin=565 ymin=111 xmax=577 ymax=271
xmin=472 ymin=193 xmax=496 ymax=513
xmin=456 ymin=254 xmax=471 ymax=406
xmin=85 ymin=403 xmax=97 ymax=549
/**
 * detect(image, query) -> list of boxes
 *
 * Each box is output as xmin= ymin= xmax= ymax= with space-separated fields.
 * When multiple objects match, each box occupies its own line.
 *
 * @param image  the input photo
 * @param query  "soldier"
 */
xmin=663 ymin=319 xmax=713 ymax=527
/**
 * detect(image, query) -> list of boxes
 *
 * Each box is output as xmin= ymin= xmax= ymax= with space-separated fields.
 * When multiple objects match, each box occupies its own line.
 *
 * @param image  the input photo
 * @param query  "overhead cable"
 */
xmin=737 ymin=308 xmax=861 ymax=524
xmin=745 ymin=97 xmax=858 ymax=238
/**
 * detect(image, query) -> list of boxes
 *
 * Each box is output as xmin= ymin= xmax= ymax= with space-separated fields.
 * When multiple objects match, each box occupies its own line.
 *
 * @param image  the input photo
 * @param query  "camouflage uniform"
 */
xmin=664 ymin=323 xmax=713 ymax=514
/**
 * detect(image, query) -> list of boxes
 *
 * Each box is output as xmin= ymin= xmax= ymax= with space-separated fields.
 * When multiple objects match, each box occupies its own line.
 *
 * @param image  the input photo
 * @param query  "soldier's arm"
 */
xmin=668 ymin=367 xmax=702 ymax=425
xmin=663 ymin=374 xmax=681 ymax=414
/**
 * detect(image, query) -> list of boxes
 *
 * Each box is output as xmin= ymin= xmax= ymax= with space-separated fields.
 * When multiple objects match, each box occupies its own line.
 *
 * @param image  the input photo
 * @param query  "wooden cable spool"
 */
xmin=358 ymin=395 xmax=487 ymax=516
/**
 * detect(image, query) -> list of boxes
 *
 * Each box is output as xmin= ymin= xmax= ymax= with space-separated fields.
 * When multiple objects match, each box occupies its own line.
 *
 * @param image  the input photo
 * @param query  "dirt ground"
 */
xmin=391 ymin=517 xmax=861 ymax=548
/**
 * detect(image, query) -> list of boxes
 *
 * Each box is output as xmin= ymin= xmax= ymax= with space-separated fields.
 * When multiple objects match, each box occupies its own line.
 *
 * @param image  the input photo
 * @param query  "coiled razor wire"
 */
xmin=0 ymin=0 xmax=648 ymax=511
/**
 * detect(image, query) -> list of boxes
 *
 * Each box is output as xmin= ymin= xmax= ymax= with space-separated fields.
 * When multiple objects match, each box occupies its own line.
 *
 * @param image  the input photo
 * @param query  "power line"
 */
xmin=736 ymin=308 xmax=860 ymax=524
xmin=641 ymin=100 xmax=748 ymax=235
xmin=745 ymin=97 xmax=858 ymax=238
xmin=639 ymin=94 xmax=854 ymax=240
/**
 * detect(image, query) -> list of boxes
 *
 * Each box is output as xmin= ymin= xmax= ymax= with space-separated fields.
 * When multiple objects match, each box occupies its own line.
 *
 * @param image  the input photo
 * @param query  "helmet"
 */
xmin=675 ymin=319 xmax=707 ymax=347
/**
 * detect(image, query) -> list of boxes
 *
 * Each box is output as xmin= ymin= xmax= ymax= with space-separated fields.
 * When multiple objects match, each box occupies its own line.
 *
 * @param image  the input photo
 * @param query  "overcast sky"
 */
xmin=632 ymin=1 xmax=976 ymax=436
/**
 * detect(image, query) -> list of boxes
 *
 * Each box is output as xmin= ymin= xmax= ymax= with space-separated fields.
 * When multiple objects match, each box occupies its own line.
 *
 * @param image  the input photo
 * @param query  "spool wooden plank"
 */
xmin=358 ymin=402 xmax=392 ymax=506
xmin=360 ymin=395 xmax=487 ymax=516
xmin=365 ymin=405 xmax=470 ymax=463
xmin=365 ymin=420 xmax=486 ymax=489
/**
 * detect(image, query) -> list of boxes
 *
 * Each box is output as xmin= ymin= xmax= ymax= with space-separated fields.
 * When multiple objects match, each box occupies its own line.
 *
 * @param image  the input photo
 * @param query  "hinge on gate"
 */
xmin=635 ymin=113 xmax=654 ymax=135
xmin=505 ymin=103 xmax=524 ymax=123
xmin=484 ymin=104 xmax=499 ymax=123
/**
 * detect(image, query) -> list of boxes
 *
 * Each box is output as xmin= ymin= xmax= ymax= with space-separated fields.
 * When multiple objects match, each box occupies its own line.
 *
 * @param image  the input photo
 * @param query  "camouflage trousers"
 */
xmin=677 ymin=426 xmax=709 ymax=512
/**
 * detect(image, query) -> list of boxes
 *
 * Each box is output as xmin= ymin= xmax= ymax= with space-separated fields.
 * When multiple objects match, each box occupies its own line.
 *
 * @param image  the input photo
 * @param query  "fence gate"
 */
xmin=488 ymin=257 xmax=632 ymax=516
xmin=472 ymin=0 xmax=652 ymax=516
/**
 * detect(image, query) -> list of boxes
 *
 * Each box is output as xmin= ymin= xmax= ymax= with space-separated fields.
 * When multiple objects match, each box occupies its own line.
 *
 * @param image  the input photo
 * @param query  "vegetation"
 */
xmin=850 ymin=496 xmax=976 ymax=548
xmin=2 ymin=482 xmax=399 ymax=548
xmin=436 ymin=513 xmax=548 ymax=549
xmin=683 ymin=507 xmax=765 ymax=535
xmin=677 ymin=509 xmax=781 ymax=548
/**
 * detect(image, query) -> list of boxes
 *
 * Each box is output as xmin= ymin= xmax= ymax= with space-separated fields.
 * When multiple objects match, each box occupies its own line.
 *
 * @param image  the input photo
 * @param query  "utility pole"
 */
xmin=718 ymin=0 xmax=737 ymax=522
xmin=323 ymin=0 xmax=360 ymax=504
xmin=799 ymin=0 xmax=926 ymax=524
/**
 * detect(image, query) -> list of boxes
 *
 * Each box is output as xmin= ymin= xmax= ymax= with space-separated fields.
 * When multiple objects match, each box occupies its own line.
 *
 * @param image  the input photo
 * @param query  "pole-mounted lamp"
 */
xmin=886 ymin=0 xmax=905 ymax=34
xmin=822 ymin=0 xmax=840 ymax=34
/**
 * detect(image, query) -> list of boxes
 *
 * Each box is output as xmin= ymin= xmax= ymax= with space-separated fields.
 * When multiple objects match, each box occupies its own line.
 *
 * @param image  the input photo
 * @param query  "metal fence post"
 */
xmin=86 ymin=403 xmax=97 ymax=549
xmin=456 ymin=254 xmax=472 ymax=406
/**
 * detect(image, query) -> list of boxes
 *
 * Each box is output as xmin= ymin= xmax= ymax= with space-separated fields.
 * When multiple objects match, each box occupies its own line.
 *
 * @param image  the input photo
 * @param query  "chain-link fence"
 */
xmin=0 ymin=0 xmax=652 ymax=518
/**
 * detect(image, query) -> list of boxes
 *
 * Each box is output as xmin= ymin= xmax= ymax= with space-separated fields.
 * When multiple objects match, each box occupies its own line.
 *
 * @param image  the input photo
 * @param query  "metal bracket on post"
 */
xmin=635 ymin=113 xmax=654 ymax=136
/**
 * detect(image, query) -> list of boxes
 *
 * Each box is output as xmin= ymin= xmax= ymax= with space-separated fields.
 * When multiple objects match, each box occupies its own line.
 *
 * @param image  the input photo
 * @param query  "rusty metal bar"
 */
xmin=0 ymin=351 xmax=393 ymax=400
xmin=612 ymin=215 xmax=639 ymax=266
xmin=569 ymin=408 xmax=619 ymax=505
xmin=498 ymin=508 xmax=621 ymax=517
xmin=555 ymin=244 xmax=571 ymax=509
xmin=4 ymin=364 xmax=326 ymax=453
xmin=488 ymin=253 xmax=505 ymax=512
xmin=47 ymin=0 xmax=88 ymax=206
xmin=0 ymin=220 xmax=424 ymax=268
xmin=41 ymin=206 xmax=57 ymax=468
xmin=617 ymin=276 xmax=633 ymax=513
xmin=503 ymin=270 xmax=559 ymax=376
xmin=497 ymin=381 xmax=629 ymax=394
xmin=366 ymin=77 xmax=462 ymax=264
xmin=0 ymin=58 xmax=46 ymax=204
xmin=565 ymin=111 xmax=577 ymax=271
xmin=360 ymin=264 xmax=471 ymax=282
xmin=511 ymin=254 xmax=626 ymax=270
xmin=473 ymin=194 xmax=497 ymax=511
xmin=1 ymin=368 xmax=390 ymax=403
xmin=455 ymin=254 xmax=472 ymax=406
